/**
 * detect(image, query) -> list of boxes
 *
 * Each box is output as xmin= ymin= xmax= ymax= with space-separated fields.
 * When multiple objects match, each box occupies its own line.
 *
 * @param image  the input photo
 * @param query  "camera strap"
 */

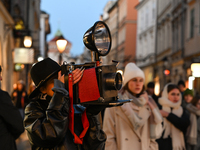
xmin=68 ymin=72 xmax=89 ymax=144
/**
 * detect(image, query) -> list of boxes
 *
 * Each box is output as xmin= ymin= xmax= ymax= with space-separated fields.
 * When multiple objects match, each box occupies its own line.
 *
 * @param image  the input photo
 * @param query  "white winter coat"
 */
xmin=103 ymin=94 xmax=162 ymax=150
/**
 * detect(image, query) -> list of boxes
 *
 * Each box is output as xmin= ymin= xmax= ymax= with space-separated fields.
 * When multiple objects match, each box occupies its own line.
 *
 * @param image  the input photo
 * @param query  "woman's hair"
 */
xmin=121 ymin=83 xmax=145 ymax=98
xmin=191 ymin=95 xmax=200 ymax=106
xmin=167 ymin=84 xmax=180 ymax=93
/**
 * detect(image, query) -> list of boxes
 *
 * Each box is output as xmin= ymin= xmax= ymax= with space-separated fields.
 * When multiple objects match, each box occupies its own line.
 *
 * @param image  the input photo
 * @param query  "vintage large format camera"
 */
xmin=61 ymin=21 xmax=130 ymax=106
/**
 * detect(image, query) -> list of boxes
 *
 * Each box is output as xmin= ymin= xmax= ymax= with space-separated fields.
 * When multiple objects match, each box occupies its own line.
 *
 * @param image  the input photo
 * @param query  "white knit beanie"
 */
xmin=123 ymin=63 xmax=145 ymax=87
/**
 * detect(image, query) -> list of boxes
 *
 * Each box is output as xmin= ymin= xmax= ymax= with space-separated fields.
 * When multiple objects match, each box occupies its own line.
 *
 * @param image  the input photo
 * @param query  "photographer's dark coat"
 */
xmin=0 ymin=89 xmax=24 ymax=149
xmin=24 ymin=79 xmax=106 ymax=150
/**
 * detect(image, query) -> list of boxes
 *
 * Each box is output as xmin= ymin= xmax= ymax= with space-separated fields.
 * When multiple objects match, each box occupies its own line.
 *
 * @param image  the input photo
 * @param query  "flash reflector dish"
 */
xmin=83 ymin=21 xmax=111 ymax=56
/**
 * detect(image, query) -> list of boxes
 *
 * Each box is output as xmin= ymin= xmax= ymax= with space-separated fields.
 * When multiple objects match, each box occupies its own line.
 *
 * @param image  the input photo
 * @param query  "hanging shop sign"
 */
xmin=14 ymin=48 xmax=34 ymax=64
xmin=13 ymin=29 xmax=30 ymax=38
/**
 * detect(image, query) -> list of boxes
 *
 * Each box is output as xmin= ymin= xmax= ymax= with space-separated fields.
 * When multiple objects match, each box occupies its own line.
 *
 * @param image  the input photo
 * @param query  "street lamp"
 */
xmin=23 ymin=35 xmax=33 ymax=91
xmin=37 ymin=56 xmax=44 ymax=62
xmin=24 ymin=36 xmax=32 ymax=48
xmin=191 ymin=63 xmax=200 ymax=77
xmin=56 ymin=35 xmax=67 ymax=64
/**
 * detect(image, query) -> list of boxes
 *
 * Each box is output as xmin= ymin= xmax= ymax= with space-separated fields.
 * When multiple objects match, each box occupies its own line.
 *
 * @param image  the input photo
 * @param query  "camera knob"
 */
xmin=98 ymin=97 xmax=105 ymax=103
xmin=98 ymin=68 xmax=102 ymax=72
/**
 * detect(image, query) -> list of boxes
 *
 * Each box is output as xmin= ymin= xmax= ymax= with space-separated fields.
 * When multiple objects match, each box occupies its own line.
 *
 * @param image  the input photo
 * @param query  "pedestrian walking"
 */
xmin=24 ymin=57 xmax=106 ymax=150
xmin=156 ymin=83 xmax=190 ymax=150
xmin=146 ymin=81 xmax=159 ymax=105
xmin=0 ymin=65 xmax=24 ymax=149
xmin=186 ymin=96 xmax=200 ymax=150
xmin=103 ymin=62 xmax=163 ymax=150
xmin=182 ymin=88 xmax=194 ymax=110
xmin=178 ymin=80 xmax=186 ymax=98
xmin=11 ymin=80 xmax=29 ymax=118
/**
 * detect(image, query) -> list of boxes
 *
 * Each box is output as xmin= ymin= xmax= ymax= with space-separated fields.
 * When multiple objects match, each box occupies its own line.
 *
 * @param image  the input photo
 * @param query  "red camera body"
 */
xmin=61 ymin=62 xmax=122 ymax=105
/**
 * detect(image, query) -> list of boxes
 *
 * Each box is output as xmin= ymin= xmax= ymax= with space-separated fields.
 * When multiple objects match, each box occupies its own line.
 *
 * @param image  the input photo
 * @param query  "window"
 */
xmin=152 ymin=8 xmax=155 ymax=20
xmin=190 ymin=8 xmax=195 ymax=38
xmin=146 ymin=13 xmax=148 ymax=28
xmin=146 ymin=7 xmax=148 ymax=28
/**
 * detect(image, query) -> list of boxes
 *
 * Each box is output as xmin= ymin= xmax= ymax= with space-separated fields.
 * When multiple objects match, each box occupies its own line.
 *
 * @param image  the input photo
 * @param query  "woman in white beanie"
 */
xmin=156 ymin=83 xmax=190 ymax=150
xmin=103 ymin=62 xmax=163 ymax=150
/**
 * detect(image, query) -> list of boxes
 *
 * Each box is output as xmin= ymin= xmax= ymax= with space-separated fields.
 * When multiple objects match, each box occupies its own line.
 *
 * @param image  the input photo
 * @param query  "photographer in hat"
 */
xmin=24 ymin=58 xmax=106 ymax=150
xmin=0 ymin=65 xmax=24 ymax=149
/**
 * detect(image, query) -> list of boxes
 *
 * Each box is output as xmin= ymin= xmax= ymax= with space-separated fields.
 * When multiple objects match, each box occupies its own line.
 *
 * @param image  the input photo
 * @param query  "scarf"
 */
xmin=186 ymin=103 xmax=200 ymax=145
xmin=120 ymin=91 xmax=162 ymax=139
xmin=158 ymin=83 xmax=185 ymax=150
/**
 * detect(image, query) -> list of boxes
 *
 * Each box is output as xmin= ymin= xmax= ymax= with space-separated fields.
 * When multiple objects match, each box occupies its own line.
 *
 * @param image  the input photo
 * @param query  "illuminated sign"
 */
xmin=14 ymin=48 xmax=34 ymax=64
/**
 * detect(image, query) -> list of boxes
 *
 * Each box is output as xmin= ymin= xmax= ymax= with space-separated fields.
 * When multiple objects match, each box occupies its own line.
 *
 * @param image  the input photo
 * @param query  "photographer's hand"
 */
xmin=72 ymin=68 xmax=84 ymax=84
xmin=58 ymin=68 xmax=84 ymax=85
xmin=58 ymin=71 xmax=65 ymax=83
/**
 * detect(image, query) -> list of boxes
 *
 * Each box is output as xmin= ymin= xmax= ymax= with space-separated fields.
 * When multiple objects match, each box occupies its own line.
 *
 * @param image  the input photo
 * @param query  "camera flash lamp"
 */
xmin=83 ymin=21 xmax=111 ymax=56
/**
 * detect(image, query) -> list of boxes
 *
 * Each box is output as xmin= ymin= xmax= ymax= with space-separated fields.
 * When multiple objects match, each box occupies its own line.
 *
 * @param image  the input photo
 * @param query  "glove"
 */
xmin=86 ymin=105 xmax=107 ymax=115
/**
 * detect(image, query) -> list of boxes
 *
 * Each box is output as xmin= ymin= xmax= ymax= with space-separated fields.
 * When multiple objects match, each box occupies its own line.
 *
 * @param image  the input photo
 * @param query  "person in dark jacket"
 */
xmin=178 ymin=80 xmax=186 ymax=98
xmin=156 ymin=83 xmax=190 ymax=150
xmin=0 ymin=65 xmax=24 ymax=149
xmin=24 ymin=58 xmax=106 ymax=150
xmin=146 ymin=81 xmax=159 ymax=105
xmin=11 ymin=80 xmax=29 ymax=118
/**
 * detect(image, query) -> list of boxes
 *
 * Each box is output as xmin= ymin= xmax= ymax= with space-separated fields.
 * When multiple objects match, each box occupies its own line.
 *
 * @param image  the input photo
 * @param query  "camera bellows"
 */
xmin=78 ymin=68 xmax=100 ymax=103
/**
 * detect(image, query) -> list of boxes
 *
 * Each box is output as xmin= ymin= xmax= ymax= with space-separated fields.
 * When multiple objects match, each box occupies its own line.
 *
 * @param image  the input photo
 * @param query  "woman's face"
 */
xmin=17 ymin=83 xmax=23 ymax=91
xmin=184 ymin=95 xmax=193 ymax=103
xmin=196 ymin=100 xmax=200 ymax=110
xmin=128 ymin=77 xmax=144 ymax=95
xmin=168 ymin=88 xmax=180 ymax=103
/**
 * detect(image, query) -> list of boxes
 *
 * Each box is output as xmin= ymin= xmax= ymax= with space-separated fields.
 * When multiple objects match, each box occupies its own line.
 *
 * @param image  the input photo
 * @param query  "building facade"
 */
xmin=184 ymin=0 xmax=200 ymax=94
xmin=135 ymin=0 xmax=157 ymax=86
xmin=137 ymin=0 xmax=200 ymax=93
xmin=99 ymin=0 xmax=200 ymax=94
xmin=0 ymin=0 xmax=48 ymax=93
xmin=40 ymin=11 xmax=50 ymax=59
xmin=48 ymin=29 xmax=72 ymax=64
xmin=102 ymin=1 xmax=118 ymax=65
xmin=0 ymin=1 xmax=15 ymax=93
xmin=102 ymin=0 xmax=138 ymax=70
xmin=154 ymin=0 xmax=173 ymax=91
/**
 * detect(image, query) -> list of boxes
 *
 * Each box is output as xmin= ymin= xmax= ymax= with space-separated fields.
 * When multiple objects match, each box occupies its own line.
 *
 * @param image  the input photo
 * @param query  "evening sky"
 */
xmin=41 ymin=0 xmax=110 ymax=56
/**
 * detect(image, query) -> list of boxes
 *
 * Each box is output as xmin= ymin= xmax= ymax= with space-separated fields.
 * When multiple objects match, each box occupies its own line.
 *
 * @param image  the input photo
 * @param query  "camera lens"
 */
xmin=104 ymin=72 xmax=122 ymax=91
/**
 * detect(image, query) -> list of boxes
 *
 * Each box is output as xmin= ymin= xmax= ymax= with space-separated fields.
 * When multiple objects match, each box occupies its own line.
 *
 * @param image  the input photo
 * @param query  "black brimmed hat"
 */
xmin=29 ymin=57 xmax=61 ymax=99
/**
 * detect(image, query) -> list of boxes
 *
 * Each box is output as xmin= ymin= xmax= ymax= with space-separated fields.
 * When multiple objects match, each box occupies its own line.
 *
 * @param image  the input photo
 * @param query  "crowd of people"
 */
xmin=0 ymin=58 xmax=200 ymax=150
xmin=102 ymin=63 xmax=200 ymax=150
